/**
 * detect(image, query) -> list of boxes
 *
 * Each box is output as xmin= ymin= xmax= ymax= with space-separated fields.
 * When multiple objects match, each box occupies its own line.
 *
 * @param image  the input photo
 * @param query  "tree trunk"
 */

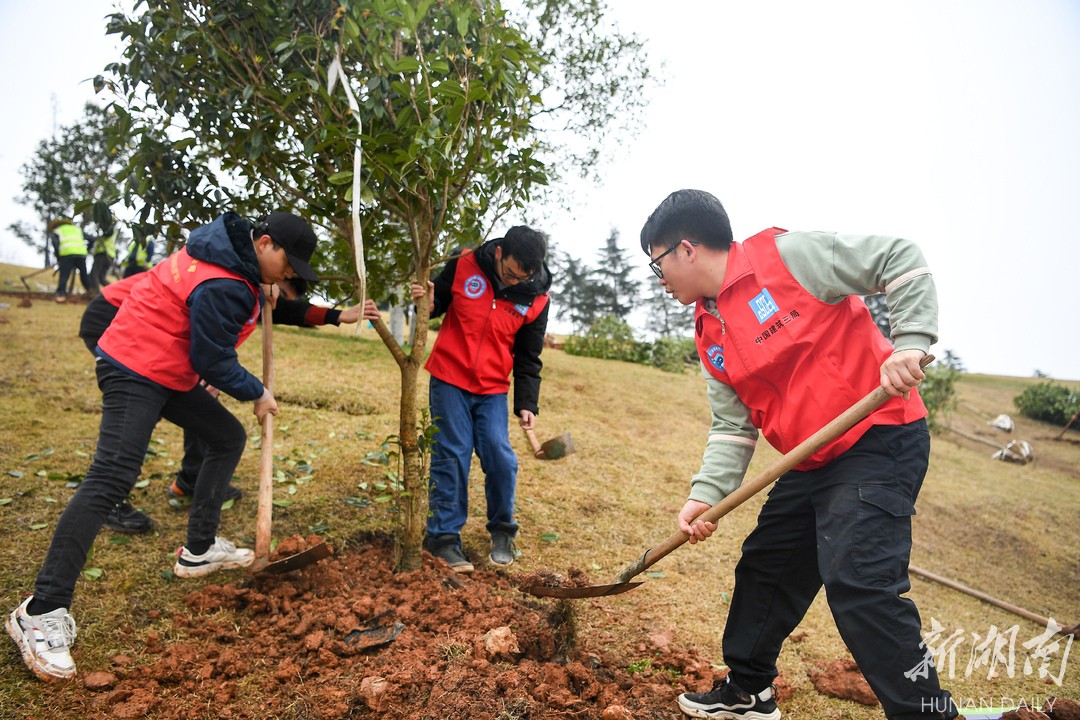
xmin=396 ymin=355 xmax=424 ymax=570
xmin=365 ymin=260 xmax=433 ymax=572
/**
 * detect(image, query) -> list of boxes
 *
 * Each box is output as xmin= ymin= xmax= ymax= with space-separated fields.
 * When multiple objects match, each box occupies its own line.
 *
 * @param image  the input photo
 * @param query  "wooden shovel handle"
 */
xmin=615 ymin=355 xmax=935 ymax=584
xmin=254 ymin=301 xmax=274 ymax=570
xmin=523 ymin=427 xmax=544 ymax=458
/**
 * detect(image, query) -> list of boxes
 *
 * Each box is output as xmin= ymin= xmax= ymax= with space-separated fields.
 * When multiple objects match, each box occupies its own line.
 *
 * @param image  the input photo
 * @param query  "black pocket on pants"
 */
xmin=853 ymin=485 xmax=915 ymax=585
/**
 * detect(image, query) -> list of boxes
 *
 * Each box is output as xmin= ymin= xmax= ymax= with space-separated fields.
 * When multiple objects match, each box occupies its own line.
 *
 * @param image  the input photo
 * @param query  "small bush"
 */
xmin=1013 ymin=381 xmax=1080 ymax=426
xmin=919 ymin=364 xmax=959 ymax=432
xmin=563 ymin=317 xmax=695 ymax=373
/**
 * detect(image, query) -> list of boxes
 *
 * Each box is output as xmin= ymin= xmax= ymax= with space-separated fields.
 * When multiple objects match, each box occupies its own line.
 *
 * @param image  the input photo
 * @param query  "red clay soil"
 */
xmin=64 ymin=536 xmax=1078 ymax=719
xmin=74 ymin=535 xmax=728 ymax=719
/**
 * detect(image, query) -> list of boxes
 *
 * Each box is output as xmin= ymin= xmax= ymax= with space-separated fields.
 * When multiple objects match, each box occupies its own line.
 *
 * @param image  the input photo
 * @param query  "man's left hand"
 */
xmin=518 ymin=410 xmax=536 ymax=430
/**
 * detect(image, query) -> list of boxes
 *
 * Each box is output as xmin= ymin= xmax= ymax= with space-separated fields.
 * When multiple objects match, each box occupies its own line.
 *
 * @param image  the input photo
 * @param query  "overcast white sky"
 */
xmin=2 ymin=0 xmax=1078 ymax=380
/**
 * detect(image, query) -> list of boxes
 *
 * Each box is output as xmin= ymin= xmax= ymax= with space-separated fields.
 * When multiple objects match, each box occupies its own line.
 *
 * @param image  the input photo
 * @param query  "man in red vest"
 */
xmin=7 ymin=211 xmax=319 ymax=682
xmin=405 ymin=226 xmax=551 ymax=573
xmin=640 ymin=190 xmax=956 ymax=720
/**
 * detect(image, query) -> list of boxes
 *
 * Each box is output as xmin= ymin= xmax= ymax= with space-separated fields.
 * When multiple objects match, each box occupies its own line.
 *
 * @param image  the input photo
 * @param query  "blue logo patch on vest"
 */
xmin=749 ymin=288 xmax=779 ymax=324
xmin=463 ymin=274 xmax=487 ymax=299
xmin=513 ymin=303 xmax=529 ymax=316
xmin=706 ymin=344 xmax=725 ymax=371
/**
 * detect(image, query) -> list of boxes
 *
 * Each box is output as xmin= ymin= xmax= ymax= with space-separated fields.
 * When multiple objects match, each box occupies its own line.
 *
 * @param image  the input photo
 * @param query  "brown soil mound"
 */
xmin=78 ymin=536 xmax=726 ymax=719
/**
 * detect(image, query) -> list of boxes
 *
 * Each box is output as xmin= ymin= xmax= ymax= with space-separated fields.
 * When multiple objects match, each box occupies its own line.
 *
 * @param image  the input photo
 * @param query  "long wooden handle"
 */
xmin=523 ymin=427 xmax=544 ymax=457
xmin=614 ymin=355 xmax=934 ymax=584
xmin=254 ymin=301 xmax=275 ymax=570
xmin=909 ymin=564 xmax=1075 ymax=635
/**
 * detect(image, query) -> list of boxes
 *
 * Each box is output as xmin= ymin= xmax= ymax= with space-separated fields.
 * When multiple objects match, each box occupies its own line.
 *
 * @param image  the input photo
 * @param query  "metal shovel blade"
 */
xmin=259 ymin=540 xmax=333 ymax=574
xmin=540 ymin=432 xmax=575 ymax=460
xmin=523 ymin=581 xmax=642 ymax=598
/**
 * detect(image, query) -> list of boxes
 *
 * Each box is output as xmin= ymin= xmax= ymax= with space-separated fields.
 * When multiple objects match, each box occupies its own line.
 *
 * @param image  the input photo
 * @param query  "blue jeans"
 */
xmin=31 ymin=360 xmax=247 ymax=612
xmin=723 ymin=420 xmax=956 ymax=719
xmin=426 ymin=377 xmax=518 ymax=539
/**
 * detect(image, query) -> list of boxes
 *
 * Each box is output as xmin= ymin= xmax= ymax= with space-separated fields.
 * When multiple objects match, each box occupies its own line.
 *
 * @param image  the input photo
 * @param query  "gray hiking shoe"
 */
xmin=6 ymin=597 xmax=77 ymax=681
xmin=174 ymin=537 xmax=254 ymax=578
xmin=424 ymin=534 xmax=474 ymax=573
xmin=489 ymin=531 xmax=518 ymax=567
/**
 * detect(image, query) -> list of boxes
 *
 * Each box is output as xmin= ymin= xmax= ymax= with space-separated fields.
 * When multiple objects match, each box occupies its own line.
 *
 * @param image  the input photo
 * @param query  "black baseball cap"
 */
xmin=257 ymin=211 xmax=319 ymax=282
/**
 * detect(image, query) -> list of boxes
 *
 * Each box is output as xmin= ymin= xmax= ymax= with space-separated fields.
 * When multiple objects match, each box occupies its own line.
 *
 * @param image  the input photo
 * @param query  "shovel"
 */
xmin=524 ymin=355 xmax=935 ymax=599
xmin=252 ymin=301 xmax=333 ymax=574
xmin=524 ymin=427 xmax=575 ymax=460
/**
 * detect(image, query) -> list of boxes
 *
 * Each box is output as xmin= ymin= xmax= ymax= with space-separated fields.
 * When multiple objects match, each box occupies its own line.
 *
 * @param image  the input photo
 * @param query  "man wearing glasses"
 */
xmin=640 ymin=190 xmax=956 ymax=720
xmin=410 ymin=226 xmax=551 ymax=572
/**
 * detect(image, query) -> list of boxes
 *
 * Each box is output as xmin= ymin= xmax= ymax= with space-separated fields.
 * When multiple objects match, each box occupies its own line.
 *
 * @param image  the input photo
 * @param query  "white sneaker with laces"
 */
xmin=6 ymin=597 xmax=78 ymax=681
xmin=174 ymin=536 xmax=255 ymax=578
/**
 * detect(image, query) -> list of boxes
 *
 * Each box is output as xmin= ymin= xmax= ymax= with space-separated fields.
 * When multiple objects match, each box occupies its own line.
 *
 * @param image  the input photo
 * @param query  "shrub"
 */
xmin=563 ymin=315 xmax=650 ymax=364
xmin=919 ymin=363 xmax=959 ymax=432
xmin=563 ymin=316 xmax=695 ymax=373
xmin=1013 ymin=381 xmax=1080 ymax=426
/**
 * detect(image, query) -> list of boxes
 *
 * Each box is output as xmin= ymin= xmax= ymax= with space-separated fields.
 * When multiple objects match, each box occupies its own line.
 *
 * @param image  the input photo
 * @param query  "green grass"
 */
xmin=1 ymin=260 xmax=1077 ymax=717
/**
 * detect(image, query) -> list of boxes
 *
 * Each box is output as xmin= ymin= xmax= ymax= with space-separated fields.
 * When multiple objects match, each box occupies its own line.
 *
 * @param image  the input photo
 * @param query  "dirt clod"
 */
xmin=807 ymin=658 xmax=879 ymax=706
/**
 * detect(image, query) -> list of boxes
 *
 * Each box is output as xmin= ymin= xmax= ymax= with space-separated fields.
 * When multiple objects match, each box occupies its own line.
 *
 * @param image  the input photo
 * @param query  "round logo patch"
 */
xmin=706 ymin=344 xmax=725 ymax=371
xmin=463 ymin=274 xmax=487 ymax=299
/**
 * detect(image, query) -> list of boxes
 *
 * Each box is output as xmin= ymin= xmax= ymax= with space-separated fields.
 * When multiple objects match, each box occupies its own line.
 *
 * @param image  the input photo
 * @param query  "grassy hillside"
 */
xmin=1 ymin=261 xmax=1077 ymax=717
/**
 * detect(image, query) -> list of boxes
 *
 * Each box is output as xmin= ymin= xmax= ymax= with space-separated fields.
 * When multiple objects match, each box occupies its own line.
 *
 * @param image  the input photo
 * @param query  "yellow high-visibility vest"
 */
xmin=55 ymin=223 xmax=88 ymax=257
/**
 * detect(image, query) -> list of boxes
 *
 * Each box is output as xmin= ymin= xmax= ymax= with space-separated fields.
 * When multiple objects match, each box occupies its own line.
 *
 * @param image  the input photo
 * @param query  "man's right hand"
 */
xmin=254 ymin=389 xmax=278 ymax=423
xmin=678 ymin=499 xmax=717 ymax=544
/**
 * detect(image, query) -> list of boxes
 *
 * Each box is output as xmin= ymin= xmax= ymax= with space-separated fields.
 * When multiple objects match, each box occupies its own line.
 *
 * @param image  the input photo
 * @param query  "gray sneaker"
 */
xmin=424 ymin=534 xmax=474 ymax=573
xmin=6 ymin=597 xmax=78 ymax=681
xmin=174 ymin=537 xmax=254 ymax=578
xmin=489 ymin=531 xmax=518 ymax=567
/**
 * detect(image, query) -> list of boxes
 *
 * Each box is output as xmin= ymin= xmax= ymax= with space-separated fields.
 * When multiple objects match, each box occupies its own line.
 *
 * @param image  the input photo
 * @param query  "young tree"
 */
xmin=590 ymin=229 xmax=639 ymax=321
xmin=9 ymin=103 xmax=130 ymax=266
xmin=103 ymin=0 xmax=652 ymax=569
xmin=551 ymin=248 xmax=602 ymax=331
xmin=642 ymin=280 xmax=694 ymax=338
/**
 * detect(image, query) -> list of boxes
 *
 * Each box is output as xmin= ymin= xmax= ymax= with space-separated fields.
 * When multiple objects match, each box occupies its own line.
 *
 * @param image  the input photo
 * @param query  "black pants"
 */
xmin=723 ymin=420 xmax=957 ymax=720
xmin=31 ymin=360 xmax=247 ymax=612
xmin=90 ymin=252 xmax=112 ymax=288
xmin=56 ymin=254 xmax=92 ymax=297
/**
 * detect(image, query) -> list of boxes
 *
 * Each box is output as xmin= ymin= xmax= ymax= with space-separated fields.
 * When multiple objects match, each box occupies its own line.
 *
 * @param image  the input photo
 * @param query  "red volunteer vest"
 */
xmin=695 ymin=228 xmax=926 ymax=470
xmin=425 ymin=250 xmax=549 ymax=395
xmin=100 ymin=272 xmax=145 ymax=308
xmin=97 ymin=248 xmax=260 ymax=391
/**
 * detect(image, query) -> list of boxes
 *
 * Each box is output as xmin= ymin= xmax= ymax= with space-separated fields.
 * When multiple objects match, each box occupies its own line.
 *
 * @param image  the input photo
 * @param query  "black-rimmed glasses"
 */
xmin=500 ymin=256 xmax=533 ymax=283
xmin=649 ymin=241 xmax=697 ymax=279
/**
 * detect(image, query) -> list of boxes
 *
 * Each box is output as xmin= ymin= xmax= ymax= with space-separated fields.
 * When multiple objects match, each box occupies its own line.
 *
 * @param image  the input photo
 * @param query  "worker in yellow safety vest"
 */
xmin=48 ymin=218 xmax=95 ymax=302
xmin=122 ymin=237 xmax=155 ymax=278
xmin=89 ymin=224 xmax=119 ymax=288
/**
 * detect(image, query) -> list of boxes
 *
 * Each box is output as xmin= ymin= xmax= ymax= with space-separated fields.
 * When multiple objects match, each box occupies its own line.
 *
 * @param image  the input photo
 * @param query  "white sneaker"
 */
xmin=6 ymin=597 xmax=78 ymax=681
xmin=174 ymin=537 xmax=255 ymax=578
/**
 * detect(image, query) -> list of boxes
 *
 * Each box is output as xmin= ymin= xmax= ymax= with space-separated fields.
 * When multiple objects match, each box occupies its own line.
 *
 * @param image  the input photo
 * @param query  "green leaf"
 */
xmin=540 ymin=532 xmax=559 ymax=542
xmin=0 ymin=498 xmax=12 ymax=505
xmin=29 ymin=523 xmax=48 ymax=530
xmin=272 ymin=499 xmax=293 ymax=507
xmin=82 ymin=567 xmax=104 ymax=580
xmin=220 ymin=498 xmax=235 ymax=511
xmin=373 ymin=494 xmax=393 ymax=503
xmin=328 ymin=170 xmax=354 ymax=185
xmin=134 ymin=479 xmax=150 ymax=489
xmin=6 ymin=471 xmax=22 ymax=478
xmin=160 ymin=569 xmax=176 ymax=582
xmin=110 ymin=535 xmax=130 ymax=545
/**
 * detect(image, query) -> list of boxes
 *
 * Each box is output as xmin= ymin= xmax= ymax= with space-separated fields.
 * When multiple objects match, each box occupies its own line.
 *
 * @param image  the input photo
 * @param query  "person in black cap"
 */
xmin=7 ymin=211 xmax=319 ymax=682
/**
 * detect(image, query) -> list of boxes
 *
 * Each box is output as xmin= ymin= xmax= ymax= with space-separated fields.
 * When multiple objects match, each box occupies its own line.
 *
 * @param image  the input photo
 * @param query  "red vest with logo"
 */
xmin=97 ymin=248 xmax=260 ymax=391
xmin=694 ymin=228 xmax=926 ymax=470
xmin=425 ymin=250 xmax=549 ymax=395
